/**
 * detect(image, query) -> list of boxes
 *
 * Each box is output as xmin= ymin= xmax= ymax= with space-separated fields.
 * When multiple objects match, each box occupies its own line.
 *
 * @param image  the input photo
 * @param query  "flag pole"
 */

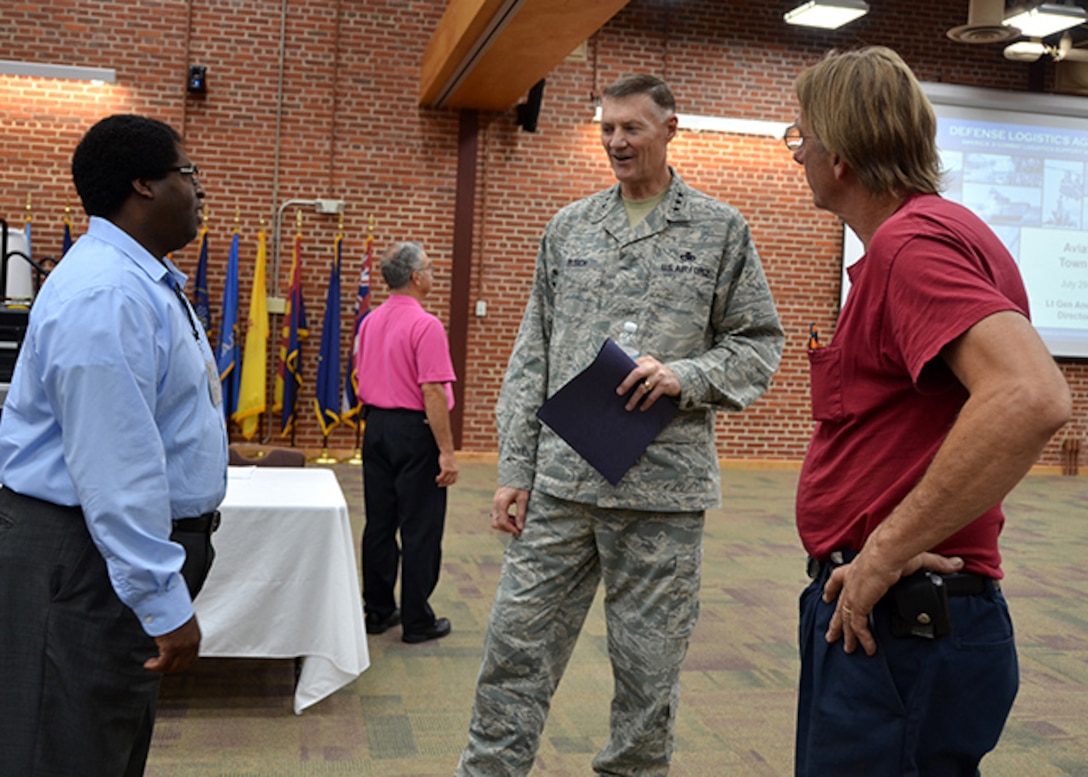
xmin=345 ymin=214 xmax=375 ymax=466
xmin=290 ymin=209 xmax=300 ymax=450
xmin=347 ymin=421 xmax=362 ymax=465
xmin=312 ymin=440 xmax=337 ymax=463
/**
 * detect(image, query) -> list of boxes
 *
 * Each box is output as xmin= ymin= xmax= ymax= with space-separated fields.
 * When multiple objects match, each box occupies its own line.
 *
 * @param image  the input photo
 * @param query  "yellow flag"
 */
xmin=235 ymin=230 xmax=268 ymax=439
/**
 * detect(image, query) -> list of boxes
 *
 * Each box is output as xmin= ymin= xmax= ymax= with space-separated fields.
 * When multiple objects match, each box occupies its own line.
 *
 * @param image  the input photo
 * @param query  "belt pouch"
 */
xmin=170 ymin=524 xmax=216 ymax=599
xmin=890 ymin=570 xmax=951 ymax=639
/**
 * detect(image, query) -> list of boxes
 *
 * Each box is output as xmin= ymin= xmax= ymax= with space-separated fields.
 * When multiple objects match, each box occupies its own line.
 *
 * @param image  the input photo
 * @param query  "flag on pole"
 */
xmin=61 ymin=215 xmax=74 ymax=257
xmin=216 ymin=230 xmax=241 ymax=423
xmin=193 ymin=227 xmax=212 ymax=333
xmin=313 ymin=234 xmax=342 ymax=437
xmin=23 ymin=214 xmax=32 ymax=266
xmin=341 ymin=229 xmax=373 ymax=427
xmin=275 ymin=229 xmax=308 ymax=437
xmin=235 ymin=229 xmax=269 ymax=440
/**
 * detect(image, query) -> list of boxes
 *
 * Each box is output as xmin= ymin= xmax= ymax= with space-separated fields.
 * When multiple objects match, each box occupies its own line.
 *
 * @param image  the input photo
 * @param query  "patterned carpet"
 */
xmin=147 ymin=461 xmax=1088 ymax=776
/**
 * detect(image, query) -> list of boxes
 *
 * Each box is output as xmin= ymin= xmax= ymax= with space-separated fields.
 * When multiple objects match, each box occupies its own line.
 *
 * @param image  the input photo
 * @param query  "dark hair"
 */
xmin=602 ymin=74 xmax=676 ymax=114
xmin=71 ymin=114 xmax=183 ymax=219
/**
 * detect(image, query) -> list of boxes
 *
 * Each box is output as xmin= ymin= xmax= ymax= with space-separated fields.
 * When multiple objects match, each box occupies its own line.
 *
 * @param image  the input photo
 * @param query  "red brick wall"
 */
xmin=1 ymin=0 xmax=1085 ymax=466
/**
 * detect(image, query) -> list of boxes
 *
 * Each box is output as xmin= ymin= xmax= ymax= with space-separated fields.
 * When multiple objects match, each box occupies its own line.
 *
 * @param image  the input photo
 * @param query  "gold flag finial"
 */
xmin=295 ymin=209 xmax=302 ymax=231
xmin=338 ymin=210 xmax=344 ymax=234
xmin=234 ymin=206 xmax=241 ymax=228
xmin=25 ymin=193 xmax=32 ymax=222
xmin=368 ymin=213 xmax=375 ymax=236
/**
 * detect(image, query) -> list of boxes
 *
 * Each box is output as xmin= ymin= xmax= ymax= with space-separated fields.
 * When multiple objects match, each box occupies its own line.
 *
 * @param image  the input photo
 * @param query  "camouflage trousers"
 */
xmin=455 ymin=490 xmax=704 ymax=777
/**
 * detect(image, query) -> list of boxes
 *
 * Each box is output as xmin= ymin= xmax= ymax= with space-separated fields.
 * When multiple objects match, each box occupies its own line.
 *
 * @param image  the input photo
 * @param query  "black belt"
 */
xmin=940 ymin=572 xmax=999 ymax=596
xmin=363 ymin=407 xmax=428 ymax=422
xmin=171 ymin=511 xmax=221 ymax=534
xmin=806 ymin=551 xmax=999 ymax=595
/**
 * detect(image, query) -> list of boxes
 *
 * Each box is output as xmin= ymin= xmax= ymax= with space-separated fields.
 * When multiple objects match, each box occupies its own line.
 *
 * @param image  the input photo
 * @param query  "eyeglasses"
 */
xmin=171 ymin=164 xmax=203 ymax=185
xmin=783 ymin=123 xmax=814 ymax=152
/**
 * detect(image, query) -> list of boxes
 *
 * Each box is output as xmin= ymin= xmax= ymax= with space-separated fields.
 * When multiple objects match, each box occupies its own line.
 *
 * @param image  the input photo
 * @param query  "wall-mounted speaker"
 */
xmin=516 ymin=79 xmax=545 ymax=133
xmin=187 ymin=65 xmax=207 ymax=95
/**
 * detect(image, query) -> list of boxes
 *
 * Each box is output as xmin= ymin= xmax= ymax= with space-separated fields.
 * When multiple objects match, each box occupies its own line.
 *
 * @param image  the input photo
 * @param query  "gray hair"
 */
xmin=380 ymin=241 xmax=425 ymax=290
xmin=602 ymin=74 xmax=676 ymax=115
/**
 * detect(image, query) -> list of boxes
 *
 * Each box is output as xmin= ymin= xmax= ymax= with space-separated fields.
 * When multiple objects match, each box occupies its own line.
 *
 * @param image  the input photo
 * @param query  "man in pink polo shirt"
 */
xmin=354 ymin=241 xmax=459 ymax=643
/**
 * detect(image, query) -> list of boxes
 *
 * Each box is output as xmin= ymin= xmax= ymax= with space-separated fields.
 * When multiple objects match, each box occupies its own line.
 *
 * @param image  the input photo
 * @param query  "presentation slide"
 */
xmin=841 ymin=82 xmax=1088 ymax=360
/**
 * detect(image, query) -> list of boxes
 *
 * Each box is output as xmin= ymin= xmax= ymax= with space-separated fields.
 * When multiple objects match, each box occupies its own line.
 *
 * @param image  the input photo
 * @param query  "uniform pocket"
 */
xmin=808 ymin=346 xmax=846 ymax=423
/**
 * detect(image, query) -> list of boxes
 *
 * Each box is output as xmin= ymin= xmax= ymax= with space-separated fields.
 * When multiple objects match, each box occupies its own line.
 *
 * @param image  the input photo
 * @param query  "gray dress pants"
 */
xmin=0 ymin=487 xmax=161 ymax=777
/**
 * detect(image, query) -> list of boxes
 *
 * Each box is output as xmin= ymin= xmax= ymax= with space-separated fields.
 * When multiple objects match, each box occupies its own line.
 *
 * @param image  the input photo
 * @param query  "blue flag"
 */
xmin=216 ymin=231 xmax=241 ymax=422
xmin=61 ymin=217 xmax=74 ymax=257
xmin=23 ymin=218 xmax=32 ymax=265
xmin=279 ymin=232 xmax=308 ymax=437
xmin=313 ymin=235 xmax=342 ymax=437
xmin=193 ymin=228 xmax=212 ymax=333
xmin=341 ymin=233 xmax=372 ymax=427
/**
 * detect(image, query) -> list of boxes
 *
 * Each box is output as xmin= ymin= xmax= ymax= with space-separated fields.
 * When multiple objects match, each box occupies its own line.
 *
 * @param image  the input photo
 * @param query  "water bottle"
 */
xmin=616 ymin=321 xmax=639 ymax=358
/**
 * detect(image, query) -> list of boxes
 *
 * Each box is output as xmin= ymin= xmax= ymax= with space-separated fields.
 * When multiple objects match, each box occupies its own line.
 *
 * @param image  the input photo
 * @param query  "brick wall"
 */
xmin=1 ymin=0 xmax=1084 ymax=466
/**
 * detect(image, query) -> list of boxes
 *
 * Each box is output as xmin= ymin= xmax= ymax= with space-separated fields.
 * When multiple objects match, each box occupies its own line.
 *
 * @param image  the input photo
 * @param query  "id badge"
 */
xmin=206 ymin=359 xmax=222 ymax=406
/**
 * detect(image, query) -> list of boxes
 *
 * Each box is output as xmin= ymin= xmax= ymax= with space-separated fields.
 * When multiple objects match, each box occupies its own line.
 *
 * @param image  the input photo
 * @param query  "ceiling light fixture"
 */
xmin=783 ymin=0 xmax=870 ymax=29
xmin=1003 ymin=31 xmax=1088 ymax=60
xmin=0 ymin=59 xmax=116 ymax=84
xmin=1003 ymin=3 xmax=1087 ymax=38
xmin=1004 ymin=38 xmax=1051 ymax=60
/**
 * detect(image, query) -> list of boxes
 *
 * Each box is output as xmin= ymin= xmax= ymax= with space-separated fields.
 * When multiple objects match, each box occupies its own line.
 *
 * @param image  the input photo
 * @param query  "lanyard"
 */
xmin=171 ymin=281 xmax=200 ymax=342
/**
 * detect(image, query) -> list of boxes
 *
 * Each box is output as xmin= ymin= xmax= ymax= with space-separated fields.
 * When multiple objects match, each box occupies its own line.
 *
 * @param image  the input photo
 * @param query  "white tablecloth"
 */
xmin=194 ymin=466 xmax=370 ymax=713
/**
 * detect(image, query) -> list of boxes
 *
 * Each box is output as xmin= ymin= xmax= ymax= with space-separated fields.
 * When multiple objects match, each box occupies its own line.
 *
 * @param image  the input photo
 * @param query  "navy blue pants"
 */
xmin=361 ymin=407 xmax=447 ymax=634
xmin=795 ymin=568 xmax=1018 ymax=777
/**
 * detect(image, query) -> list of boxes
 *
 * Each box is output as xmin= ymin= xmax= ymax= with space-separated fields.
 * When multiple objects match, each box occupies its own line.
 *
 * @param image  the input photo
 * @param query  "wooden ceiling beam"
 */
xmin=419 ymin=0 xmax=631 ymax=111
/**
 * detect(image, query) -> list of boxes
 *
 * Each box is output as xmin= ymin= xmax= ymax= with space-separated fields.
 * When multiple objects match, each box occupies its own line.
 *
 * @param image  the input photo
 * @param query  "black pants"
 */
xmin=0 ymin=487 xmax=161 ymax=777
xmin=361 ymin=407 xmax=447 ymax=634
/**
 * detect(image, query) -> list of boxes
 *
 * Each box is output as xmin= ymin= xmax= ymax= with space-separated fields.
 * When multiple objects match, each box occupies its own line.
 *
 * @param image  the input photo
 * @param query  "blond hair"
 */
xmin=795 ymin=46 xmax=941 ymax=196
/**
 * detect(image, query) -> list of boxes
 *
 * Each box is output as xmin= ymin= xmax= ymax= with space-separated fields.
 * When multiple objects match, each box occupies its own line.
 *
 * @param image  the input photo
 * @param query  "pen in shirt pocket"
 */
xmin=808 ymin=322 xmax=821 ymax=350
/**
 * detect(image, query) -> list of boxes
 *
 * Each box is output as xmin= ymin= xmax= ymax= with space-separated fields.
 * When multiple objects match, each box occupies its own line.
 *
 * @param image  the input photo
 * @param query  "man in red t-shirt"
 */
xmin=787 ymin=47 xmax=1071 ymax=776
xmin=355 ymin=241 xmax=458 ymax=643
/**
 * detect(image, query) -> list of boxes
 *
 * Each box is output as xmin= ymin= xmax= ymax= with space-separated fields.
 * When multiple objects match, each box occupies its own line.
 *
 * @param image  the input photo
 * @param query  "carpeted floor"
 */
xmin=147 ymin=461 xmax=1088 ymax=776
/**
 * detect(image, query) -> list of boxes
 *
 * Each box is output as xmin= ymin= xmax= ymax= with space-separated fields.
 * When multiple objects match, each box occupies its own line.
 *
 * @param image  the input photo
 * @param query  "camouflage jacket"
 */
xmin=496 ymin=171 xmax=783 ymax=511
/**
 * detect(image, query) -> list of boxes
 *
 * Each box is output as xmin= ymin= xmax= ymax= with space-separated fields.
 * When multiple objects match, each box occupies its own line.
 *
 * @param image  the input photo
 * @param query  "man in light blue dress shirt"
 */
xmin=0 ymin=115 xmax=229 ymax=777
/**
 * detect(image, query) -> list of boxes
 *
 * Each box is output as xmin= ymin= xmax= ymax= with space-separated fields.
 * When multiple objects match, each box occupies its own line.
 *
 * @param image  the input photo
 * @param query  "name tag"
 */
xmin=206 ymin=359 xmax=222 ymax=406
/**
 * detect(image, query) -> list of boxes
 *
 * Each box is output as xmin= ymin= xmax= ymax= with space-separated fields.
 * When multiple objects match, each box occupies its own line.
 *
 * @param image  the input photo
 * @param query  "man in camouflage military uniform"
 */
xmin=455 ymin=74 xmax=783 ymax=776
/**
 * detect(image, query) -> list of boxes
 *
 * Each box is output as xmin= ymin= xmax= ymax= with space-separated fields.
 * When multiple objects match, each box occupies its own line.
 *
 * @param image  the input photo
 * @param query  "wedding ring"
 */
xmin=842 ymin=606 xmax=854 ymax=617
xmin=644 ymin=380 xmax=654 ymax=390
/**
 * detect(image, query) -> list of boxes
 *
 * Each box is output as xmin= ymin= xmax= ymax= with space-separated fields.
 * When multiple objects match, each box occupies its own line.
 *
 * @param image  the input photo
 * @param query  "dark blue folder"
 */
xmin=536 ymin=338 xmax=679 ymax=486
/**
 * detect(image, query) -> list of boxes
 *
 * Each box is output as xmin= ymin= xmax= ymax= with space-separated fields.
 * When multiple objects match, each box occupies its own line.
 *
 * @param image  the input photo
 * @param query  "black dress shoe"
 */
xmin=402 ymin=617 xmax=451 ymax=644
xmin=365 ymin=609 xmax=401 ymax=635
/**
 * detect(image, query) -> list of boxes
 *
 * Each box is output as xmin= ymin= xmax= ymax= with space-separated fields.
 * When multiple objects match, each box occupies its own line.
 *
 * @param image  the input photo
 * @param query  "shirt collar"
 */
xmin=86 ymin=216 xmax=190 ymax=289
xmin=590 ymin=167 xmax=689 ymax=225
